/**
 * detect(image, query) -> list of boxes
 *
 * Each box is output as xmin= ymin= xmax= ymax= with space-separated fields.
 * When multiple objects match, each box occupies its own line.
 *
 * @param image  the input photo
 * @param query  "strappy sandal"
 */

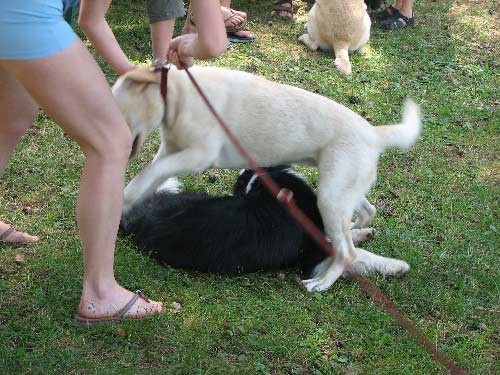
xmin=272 ymin=0 xmax=293 ymax=20
xmin=75 ymin=290 xmax=164 ymax=326
xmin=186 ymin=8 xmax=254 ymax=44
xmin=0 ymin=224 xmax=39 ymax=246
xmin=224 ymin=9 xmax=255 ymax=43
xmin=375 ymin=5 xmax=398 ymax=21
xmin=381 ymin=10 xmax=415 ymax=30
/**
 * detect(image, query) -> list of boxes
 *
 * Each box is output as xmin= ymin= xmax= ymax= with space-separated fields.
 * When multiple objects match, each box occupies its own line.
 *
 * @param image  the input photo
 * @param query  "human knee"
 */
xmin=84 ymin=126 xmax=132 ymax=164
xmin=0 ymin=117 xmax=36 ymax=140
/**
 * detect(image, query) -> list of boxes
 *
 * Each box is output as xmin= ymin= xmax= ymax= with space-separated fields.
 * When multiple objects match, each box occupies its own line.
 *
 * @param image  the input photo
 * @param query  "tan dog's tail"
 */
xmin=375 ymin=99 xmax=422 ymax=151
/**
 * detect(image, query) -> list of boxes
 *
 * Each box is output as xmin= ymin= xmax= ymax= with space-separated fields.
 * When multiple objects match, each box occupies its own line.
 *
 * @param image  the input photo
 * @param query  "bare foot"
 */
xmin=273 ymin=1 xmax=293 ymax=20
xmin=78 ymin=283 xmax=164 ymax=320
xmin=221 ymin=6 xmax=247 ymax=28
xmin=0 ymin=221 xmax=39 ymax=244
xmin=183 ymin=6 xmax=253 ymax=40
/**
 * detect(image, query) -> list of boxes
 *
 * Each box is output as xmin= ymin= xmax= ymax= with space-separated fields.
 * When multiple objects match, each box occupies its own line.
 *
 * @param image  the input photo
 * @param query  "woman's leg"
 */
xmin=147 ymin=0 xmax=186 ymax=62
xmin=0 ymin=39 xmax=163 ymax=318
xmin=398 ymin=0 xmax=414 ymax=18
xmin=0 ymin=69 xmax=40 ymax=243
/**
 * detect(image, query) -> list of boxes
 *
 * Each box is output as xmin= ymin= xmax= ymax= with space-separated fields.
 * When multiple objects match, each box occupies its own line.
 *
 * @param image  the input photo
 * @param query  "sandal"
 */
xmin=75 ymin=290 xmax=164 ymax=326
xmin=0 ymin=224 xmax=39 ymax=246
xmin=375 ymin=5 xmax=397 ymax=20
xmin=381 ymin=11 xmax=415 ymax=30
xmin=186 ymin=8 xmax=254 ymax=44
xmin=224 ymin=9 xmax=255 ymax=43
xmin=272 ymin=0 xmax=293 ymax=20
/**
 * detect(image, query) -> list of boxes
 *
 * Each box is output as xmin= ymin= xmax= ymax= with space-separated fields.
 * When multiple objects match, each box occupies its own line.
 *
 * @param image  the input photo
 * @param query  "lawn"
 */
xmin=0 ymin=0 xmax=498 ymax=374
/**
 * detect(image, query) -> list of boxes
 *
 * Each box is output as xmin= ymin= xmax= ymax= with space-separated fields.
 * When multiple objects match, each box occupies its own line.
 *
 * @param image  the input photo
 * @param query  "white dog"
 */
xmin=112 ymin=65 xmax=421 ymax=292
xmin=298 ymin=0 xmax=371 ymax=75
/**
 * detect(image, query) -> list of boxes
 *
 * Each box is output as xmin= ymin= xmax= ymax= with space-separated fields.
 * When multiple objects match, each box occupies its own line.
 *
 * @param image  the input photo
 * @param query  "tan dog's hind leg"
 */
xmin=333 ymin=41 xmax=352 ymax=75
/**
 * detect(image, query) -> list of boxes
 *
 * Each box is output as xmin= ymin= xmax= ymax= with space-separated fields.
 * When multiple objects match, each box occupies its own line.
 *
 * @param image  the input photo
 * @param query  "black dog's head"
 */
xmin=232 ymin=165 xmax=309 ymax=197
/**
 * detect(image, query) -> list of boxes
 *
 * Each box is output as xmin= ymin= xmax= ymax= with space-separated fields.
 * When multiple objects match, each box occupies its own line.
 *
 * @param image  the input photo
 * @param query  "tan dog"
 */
xmin=299 ymin=0 xmax=371 ymax=75
xmin=112 ymin=65 xmax=420 ymax=292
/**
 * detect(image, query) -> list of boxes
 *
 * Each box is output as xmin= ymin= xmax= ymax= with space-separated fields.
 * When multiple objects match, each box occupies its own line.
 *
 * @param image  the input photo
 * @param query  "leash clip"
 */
xmin=151 ymin=59 xmax=171 ymax=72
xmin=276 ymin=188 xmax=294 ymax=204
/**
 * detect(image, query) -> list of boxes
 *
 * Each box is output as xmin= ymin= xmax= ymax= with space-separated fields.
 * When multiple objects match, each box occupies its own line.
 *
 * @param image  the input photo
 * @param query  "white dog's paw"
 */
xmin=302 ymin=277 xmax=332 ymax=292
xmin=157 ymin=177 xmax=182 ymax=193
xmin=380 ymin=259 xmax=410 ymax=277
xmin=351 ymin=228 xmax=377 ymax=244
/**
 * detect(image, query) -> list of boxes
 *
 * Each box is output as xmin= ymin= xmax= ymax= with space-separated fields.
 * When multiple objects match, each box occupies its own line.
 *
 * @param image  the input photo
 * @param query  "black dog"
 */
xmin=120 ymin=166 xmax=329 ymax=277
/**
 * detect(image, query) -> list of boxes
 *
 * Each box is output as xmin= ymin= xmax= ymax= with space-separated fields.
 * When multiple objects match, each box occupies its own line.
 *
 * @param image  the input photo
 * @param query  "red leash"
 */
xmin=160 ymin=66 xmax=466 ymax=374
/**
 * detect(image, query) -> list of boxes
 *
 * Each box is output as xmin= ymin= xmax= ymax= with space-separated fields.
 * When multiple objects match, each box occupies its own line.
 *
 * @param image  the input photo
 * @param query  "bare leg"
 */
xmin=0 ymin=70 xmax=39 ymax=243
xmin=398 ymin=0 xmax=414 ymax=18
xmin=150 ymin=19 xmax=176 ymax=62
xmin=0 ymin=39 xmax=163 ymax=318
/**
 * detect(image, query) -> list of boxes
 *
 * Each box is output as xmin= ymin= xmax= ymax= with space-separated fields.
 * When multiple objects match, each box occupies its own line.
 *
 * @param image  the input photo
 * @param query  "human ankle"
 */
xmin=82 ymin=277 xmax=120 ymax=300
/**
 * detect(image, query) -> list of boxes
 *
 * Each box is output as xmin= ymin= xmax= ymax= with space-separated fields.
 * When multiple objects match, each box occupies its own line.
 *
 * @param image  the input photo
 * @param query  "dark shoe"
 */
xmin=381 ymin=11 xmax=415 ymax=30
xmin=375 ymin=5 xmax=397 ymax=21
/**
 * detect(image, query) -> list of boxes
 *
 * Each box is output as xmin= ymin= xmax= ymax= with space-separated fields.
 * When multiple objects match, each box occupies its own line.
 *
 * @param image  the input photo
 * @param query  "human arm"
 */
xmin=167 ymin=0 xmax=227 ymax=69
xmin=77 ymin=0 xmax=135 ymax=75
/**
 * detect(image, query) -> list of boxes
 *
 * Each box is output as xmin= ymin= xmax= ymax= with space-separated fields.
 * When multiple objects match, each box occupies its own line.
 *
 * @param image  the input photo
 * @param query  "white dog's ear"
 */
xmin=122 ymin=66 xmax=160 ymax=84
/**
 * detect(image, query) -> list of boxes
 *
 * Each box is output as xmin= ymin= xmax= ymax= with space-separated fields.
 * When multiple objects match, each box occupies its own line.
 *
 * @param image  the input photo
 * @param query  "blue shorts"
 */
xmin=0 ymin=0 xmax=78 ymax=60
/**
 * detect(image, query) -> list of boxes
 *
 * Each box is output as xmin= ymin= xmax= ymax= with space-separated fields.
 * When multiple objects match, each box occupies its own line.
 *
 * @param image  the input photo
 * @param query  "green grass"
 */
xmin=1 ymin=0 xmax=498 ymax=373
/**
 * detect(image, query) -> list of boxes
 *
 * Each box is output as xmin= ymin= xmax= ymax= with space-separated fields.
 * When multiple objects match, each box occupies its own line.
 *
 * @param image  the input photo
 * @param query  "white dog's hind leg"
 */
xmin=302 ymin=163 xmax=360 ymax=291
xmin=302 ymin=215 xmax=354 ymax=292
xmin=346 ymin=248 xmax=410 ymax=278
xmin=353 ymin=197 xmax=377 ymax=229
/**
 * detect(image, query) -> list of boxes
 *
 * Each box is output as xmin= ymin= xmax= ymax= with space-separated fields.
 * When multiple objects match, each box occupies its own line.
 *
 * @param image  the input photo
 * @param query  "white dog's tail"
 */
xmin=375 ymin=99 xmax=422 ymax=151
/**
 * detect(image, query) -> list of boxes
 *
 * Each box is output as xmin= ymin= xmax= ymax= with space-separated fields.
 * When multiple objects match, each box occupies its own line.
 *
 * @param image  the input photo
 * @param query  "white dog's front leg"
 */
xmin=124 ymin=145 xmax=218 ymax=212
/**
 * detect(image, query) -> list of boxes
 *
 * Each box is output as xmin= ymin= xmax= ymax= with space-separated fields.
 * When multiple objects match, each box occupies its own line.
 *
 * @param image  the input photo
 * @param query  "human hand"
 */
xmin=167 ymin=34 xmax=197 ymax=69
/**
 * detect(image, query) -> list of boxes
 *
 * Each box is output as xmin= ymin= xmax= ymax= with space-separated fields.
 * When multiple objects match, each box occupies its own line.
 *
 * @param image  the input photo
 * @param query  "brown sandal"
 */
xmin=74 ymin=290 xmax=164 ymax=327
xmin=272 ymin=0 xmax=293 ymax=20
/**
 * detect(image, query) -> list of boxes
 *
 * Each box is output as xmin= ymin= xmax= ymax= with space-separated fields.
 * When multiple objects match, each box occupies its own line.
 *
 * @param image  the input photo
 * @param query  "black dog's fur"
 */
xmin=120 ymin=166 xmax=328 ymax=277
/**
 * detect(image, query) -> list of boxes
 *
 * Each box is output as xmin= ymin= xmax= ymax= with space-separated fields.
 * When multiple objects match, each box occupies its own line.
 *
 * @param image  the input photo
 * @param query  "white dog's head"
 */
xmin=112 ymin=66 xmax=165 ymax=159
